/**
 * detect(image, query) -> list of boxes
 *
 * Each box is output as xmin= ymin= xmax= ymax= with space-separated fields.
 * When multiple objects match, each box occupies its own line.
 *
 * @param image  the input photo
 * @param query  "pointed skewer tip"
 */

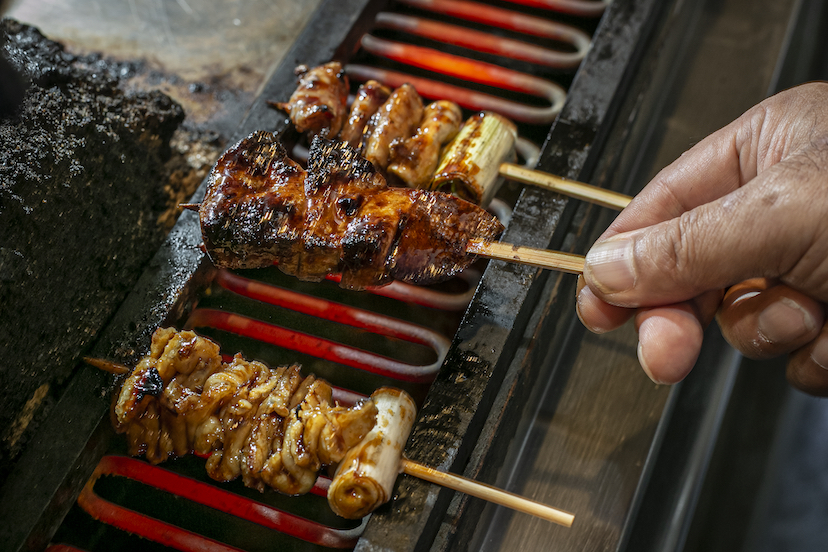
xmin=83 ymin=356 xmax=130 ymax=375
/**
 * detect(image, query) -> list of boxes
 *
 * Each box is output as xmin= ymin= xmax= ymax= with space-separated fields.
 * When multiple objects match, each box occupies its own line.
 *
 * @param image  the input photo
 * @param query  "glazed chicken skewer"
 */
xmin=197 ymin=131 xmax=505 ymax=290
xmin=273 ymin=62 xmax=632 ymax=210
xmin=190 ymin=130 xmax=621 ymax=285
xmin=87 ymin=329 xmax=574 ymax=526
xmin=260 ymin=63 xmax=631 ymax=280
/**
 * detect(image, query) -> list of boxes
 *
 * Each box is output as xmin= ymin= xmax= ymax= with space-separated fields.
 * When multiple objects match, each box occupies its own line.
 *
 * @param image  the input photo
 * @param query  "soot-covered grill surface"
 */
xmin=0 ymin=18 xmax=190 ymax=484
xmin=0 ymin=0 xmax=321 ymax=488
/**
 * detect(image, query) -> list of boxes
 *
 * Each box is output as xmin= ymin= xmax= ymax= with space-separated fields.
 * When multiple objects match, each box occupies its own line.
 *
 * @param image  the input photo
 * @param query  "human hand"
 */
xmin=576 ymin=82 xmax=828 ymax=395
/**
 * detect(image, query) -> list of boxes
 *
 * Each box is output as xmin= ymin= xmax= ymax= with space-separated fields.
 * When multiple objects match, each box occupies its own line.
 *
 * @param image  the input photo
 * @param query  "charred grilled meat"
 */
xmin=339 ymin=79 xmax=392 ymax=148
xmin=272 ymin=61 xmax=349 ymax=138
xmin=113 ymin=328 xmax=379 ymax=496
xmin=199 ymin=131 xmax=504 ymax=290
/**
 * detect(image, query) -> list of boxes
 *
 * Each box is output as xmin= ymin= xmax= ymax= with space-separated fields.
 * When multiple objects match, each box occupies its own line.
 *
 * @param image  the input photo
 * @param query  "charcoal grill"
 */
xmin=2 ymin=0 xmax=827 ymax=550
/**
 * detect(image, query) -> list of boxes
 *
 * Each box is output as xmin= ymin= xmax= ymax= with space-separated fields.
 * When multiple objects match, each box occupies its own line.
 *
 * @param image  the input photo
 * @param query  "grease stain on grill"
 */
xmin=406 ymin=349 xmax=491 ymax=466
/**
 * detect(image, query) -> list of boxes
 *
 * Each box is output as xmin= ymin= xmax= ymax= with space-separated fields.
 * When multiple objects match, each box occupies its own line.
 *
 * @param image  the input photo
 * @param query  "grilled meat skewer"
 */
xmin=97 ymin=329 xmax=574 ymax=524
xmin=271 ymin=61 xmax=349 ymax=138
xmin=199 ymin=131 xmax=504 ymax=290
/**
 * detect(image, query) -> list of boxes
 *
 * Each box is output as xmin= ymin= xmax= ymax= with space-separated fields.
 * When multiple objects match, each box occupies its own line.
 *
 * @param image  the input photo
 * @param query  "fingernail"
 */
xmin=637 ymin=342 xmax=664 ymax=385
xmin=811 ymin=335 xmax=828 ymax=370
xmin=575 ymin=285 xmax=587 ymax=325
xmin=757 ymin=298 xmax=816 ymax=344
xmin=585 ymin=235 xmax=636 ymax=294
xmin=575 ymin=285 xmax=609 ymax=334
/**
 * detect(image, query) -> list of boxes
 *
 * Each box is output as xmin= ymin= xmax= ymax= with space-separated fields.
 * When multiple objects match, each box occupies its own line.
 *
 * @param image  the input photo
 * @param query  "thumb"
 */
xmin=583 ymin=163 xmax=828 ymax=307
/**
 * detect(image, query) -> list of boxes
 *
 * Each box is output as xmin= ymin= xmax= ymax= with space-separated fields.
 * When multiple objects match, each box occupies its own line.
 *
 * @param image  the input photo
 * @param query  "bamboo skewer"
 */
xmin=401 ymin=458 xmax=575 ymax=527
xmin=467 ymin=239 xmax=585 ymax=274
xmin=499 ymin=162 xmax=632 ymax=211
xmin=83 ymin=356 xmax=130 ymax=375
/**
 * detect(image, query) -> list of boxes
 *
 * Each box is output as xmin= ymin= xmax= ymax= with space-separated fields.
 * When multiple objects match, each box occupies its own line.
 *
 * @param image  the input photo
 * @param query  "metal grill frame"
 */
xmin=0 ymin=1 xmax=665 ymax=550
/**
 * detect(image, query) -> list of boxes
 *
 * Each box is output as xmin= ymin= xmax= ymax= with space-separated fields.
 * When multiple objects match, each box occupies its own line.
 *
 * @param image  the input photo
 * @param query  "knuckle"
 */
xmin=655 ymin=211 xmax=702 ymax=284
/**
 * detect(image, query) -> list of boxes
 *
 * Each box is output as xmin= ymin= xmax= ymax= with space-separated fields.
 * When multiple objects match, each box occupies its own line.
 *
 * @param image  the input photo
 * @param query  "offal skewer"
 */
xmin=105 ymin=327 xmax=377 ymax=494
xmin=91 ymin=328 xmax=573 ymax=525
xmin=273 ymin=62 xmax=631 ymax=209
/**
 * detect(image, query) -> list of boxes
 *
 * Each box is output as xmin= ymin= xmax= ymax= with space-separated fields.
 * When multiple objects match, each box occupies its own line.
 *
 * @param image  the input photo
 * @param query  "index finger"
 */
xmin=603 ymin=82 xmax=828 ymax=238
xmin=603 ymin=116 xmax=749 ymax=238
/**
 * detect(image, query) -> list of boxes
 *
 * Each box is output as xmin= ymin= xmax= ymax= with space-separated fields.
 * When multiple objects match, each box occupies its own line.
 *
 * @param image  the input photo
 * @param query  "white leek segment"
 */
xmin=327 ymin=387 xmax=417 ymax=519
xmin=429 ymin=112 xmax=517 ymax=206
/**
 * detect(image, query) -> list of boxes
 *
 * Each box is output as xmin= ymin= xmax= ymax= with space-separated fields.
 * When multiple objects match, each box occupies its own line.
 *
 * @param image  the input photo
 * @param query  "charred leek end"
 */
xmin=429 ymin=111 xmax=517 ymax=206
xmin=327 ymin=387 xmax=417 ymax=519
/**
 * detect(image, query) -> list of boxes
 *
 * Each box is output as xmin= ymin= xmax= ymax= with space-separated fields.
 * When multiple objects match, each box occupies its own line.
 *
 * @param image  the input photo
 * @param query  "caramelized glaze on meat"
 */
xmin=199 ymin=130 xmax=307 ymax=273
xmin=200 ymin=132 xmax=504 ymax=290
xmin=339 ymin=80 xmax=392 ymax=148
xmin=388 ymin=100 xmax=463 ymax=189
xmin=114 ymin=328 xmax=378 ymax=496
xmin=273 ymin=62 xmax=349 ymax=137
xmin=362 ymin=83 xmax=424 ymax=171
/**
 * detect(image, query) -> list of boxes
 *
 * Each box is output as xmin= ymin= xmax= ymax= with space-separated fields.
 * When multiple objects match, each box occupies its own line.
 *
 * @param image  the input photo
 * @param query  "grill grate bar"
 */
xmin=214 ymin=270 xmax=452 ymax=352
xmin=374 ymin=12 xmax=589 ymax=68
xmin=346 ymin=63 xmax=560 ymax=123
xmin=187 ymin=309 xmax=445 ymax=382
xmin=499 ymin=0 xmax=610 ymax=17
xmin=77 ymin=456 xmax=365 ymax=550
xmin=326 ymin=272 xmax=479 ymax=311
xmin=358 ymin=34 xmax=567 ymax=107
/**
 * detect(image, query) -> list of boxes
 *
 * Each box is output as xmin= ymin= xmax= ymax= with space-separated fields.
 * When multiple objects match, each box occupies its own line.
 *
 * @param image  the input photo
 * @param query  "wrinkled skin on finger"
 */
xmin=578 ymin=82 xmax=828 ymax=396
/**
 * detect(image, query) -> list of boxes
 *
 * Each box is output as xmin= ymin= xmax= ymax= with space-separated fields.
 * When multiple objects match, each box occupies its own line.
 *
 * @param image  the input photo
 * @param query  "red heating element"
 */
xmin=187 ymin=270 xmax=451 ymax=383
xmin=346 ymin=0 xmax=604 ymax=123
xmin=76 ymin=456 xmax=366 ymax=551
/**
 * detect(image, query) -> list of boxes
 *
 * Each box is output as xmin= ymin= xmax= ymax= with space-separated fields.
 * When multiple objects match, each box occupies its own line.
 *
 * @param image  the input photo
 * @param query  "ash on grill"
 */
xmin=0 ymin=19 xmax=221 ymax=486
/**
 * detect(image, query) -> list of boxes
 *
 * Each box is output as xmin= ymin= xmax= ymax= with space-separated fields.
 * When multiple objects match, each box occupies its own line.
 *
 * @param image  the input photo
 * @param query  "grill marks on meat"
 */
xmin=199 ymin=132 xmax=504 ymax=290
xmin=272 ymin=62 xmax=349 ymax=138
xmin=113 ymin=328 xmax=378 ymax=496
xmin=199 ymin=132 xmax=307 ymax=274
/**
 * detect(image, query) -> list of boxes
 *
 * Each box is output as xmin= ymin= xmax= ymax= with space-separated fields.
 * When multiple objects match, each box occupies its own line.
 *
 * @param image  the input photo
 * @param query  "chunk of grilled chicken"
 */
xmin=199 ymin=132 xmax=505 ymax=290
xmin=198 ymin=130 xmax=308 ymax=273
xmin=388 ymin=100 xmax=464 ymax=189
xmin=339 ymin=79 xmax=392 ymax=148
xmin=272 ymin=61 xmax=349 ymax=137
xmin=362 ymin=83 xmax=424 ymax=171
